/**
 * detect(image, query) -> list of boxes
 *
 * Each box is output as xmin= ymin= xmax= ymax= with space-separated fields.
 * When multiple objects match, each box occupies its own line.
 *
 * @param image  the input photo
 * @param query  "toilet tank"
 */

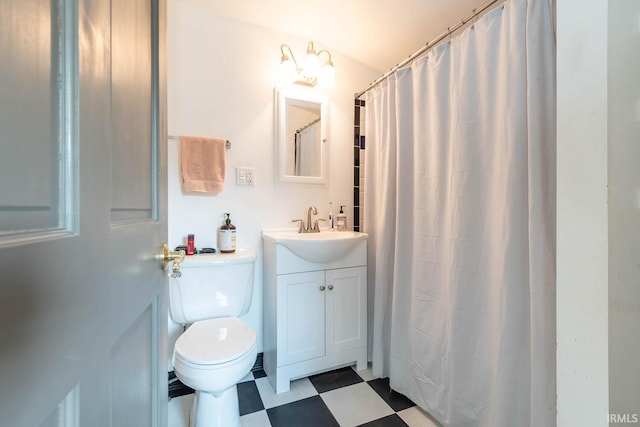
xmin=169 ymin=249 xmax=256 ymax=324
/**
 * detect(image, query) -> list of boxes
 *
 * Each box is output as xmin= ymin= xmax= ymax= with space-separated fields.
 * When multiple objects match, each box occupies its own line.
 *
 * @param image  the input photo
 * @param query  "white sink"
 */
xmin=262 ymin=230 xmax=368 ymax=263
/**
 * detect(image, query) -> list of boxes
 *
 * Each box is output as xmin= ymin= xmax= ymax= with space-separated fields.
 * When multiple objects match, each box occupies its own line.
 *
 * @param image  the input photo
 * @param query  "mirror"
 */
xmin=276 ymin=88 xmax=328 ymax=184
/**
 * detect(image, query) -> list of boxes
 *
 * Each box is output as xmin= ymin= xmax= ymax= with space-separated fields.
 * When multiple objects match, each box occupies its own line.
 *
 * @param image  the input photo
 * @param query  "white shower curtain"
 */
xmin=364 ymin=0 xmax=556 ymax=426
xmin=295 ymin=121 xmax=321 ymax=176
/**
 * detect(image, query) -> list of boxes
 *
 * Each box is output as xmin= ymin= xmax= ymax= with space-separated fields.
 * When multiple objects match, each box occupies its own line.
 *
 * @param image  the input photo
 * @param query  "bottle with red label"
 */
xmin=187 ymin=234 xmax=195 ymax=255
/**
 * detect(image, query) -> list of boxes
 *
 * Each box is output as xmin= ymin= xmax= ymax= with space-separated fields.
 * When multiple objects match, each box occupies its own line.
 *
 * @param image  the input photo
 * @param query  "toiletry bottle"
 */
xmin=336 ymin=205 xmax=347 ymax=231
xmin=329 ymin=202 xmax=334 ymax=230
xmin=187 ymin=234 xmax=195 ymax=255
xmin=217 ymin=213 xmax=236 ymax=253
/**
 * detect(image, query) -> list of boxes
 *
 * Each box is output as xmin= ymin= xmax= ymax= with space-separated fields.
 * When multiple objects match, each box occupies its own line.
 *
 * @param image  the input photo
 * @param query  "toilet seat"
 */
xmin=175 ymin=317 xmax=256 ymax=366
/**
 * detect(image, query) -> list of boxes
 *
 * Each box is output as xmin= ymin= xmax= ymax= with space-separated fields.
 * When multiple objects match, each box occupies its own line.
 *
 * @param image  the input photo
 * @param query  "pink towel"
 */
xmin=180 ymin=136 xmax=226 ymax=194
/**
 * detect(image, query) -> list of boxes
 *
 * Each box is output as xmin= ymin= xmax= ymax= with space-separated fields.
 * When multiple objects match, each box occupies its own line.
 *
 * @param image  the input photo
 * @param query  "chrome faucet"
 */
xmin=291 ymin=206 xmax=325 ymax=233
xmin=306 ymin=206 xmax=317 ymax=231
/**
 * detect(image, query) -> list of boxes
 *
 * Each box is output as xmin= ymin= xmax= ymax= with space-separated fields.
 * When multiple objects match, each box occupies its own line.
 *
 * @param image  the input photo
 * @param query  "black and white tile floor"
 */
xmin=168 ymin=364 xmax=442 ymax=427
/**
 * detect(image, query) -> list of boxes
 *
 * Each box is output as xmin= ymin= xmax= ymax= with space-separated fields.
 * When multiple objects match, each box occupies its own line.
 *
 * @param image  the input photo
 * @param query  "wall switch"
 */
xmin=236 ymin=167 xmax=255 ymax=186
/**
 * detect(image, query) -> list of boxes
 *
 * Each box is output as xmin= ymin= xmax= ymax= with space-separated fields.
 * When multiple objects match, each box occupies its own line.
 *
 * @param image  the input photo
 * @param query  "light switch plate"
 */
xmin=236 ymin=167 xmax=255 ymax=186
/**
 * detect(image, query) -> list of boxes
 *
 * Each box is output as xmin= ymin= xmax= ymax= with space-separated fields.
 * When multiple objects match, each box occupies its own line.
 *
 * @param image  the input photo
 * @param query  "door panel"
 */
xmin=111 ymin=0 xmax=153 ymax=223
xmin=110 ymin=305 xmax=154 ymax=427
xmin=0 ymin=0 xmax=73 ymax=237
xmin=277 ymin=271 xmax=326 ymax=366
xmin=0 ymin=0 xmax=168 ymax=426
xmin=326 ymin=267 xmax=367 ymax=354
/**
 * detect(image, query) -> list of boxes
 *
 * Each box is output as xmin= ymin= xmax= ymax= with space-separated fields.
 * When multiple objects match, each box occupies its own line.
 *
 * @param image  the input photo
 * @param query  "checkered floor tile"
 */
xmin=168 ymin=364 xmax=442 ymax=427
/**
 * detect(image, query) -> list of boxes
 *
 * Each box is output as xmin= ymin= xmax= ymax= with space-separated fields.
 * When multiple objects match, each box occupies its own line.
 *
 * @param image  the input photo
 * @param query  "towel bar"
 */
xmin=168 ymin=135 xmax=231 ymax=150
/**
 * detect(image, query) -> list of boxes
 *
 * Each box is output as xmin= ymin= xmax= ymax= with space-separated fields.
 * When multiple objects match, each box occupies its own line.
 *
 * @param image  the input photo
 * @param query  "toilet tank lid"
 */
xmin=179 ymin=249 xmax=256 ymax=267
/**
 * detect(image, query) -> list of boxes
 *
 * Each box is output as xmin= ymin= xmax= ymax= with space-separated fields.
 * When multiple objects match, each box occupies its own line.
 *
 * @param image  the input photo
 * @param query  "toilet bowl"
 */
xmin=169 ymin=250 xmax=257 ymax=427
xmin=173 ymin=317 xmax=257 ymax=427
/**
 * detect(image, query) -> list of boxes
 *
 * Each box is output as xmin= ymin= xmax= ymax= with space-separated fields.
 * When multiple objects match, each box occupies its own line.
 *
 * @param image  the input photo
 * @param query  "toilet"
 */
xmin=170 ymin=249 xmax=257 ymax=427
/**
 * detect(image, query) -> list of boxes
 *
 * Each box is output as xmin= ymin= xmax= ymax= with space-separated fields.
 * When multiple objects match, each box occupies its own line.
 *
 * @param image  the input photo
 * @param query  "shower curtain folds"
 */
xmin=294 ymin=120 xmax=321 ymax=176
xmin=363 ymin=0 xmax=556 ymax=426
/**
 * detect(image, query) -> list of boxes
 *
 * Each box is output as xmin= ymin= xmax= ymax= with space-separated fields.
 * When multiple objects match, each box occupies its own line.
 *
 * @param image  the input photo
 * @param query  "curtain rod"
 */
xmin=296 ymin=117 xmax=321 ymax=134
xmin=354 ymin=0 xmax=501 ymax=99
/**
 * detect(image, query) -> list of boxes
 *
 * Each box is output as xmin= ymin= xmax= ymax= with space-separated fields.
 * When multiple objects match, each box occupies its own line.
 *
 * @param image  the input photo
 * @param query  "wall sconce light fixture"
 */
xmin=280 ymin=42 xmax=335 ymax=88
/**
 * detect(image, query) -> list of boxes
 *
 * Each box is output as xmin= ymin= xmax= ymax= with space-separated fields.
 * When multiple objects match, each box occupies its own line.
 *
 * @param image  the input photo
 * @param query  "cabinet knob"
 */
xmin=328 ymin=284 xmax=334 ymax=290
xmin=319 ymin=285 xmax=326 ymax=291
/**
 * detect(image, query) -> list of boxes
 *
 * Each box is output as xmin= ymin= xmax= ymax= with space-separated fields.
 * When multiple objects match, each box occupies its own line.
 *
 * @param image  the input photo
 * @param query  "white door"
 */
xmin=0 ymin=1 xmax=168 ymax=426
xmin=326 ymin=267 xmax=367 ymax=355
xmin=277 ymin=271 xmax=326 ymax=366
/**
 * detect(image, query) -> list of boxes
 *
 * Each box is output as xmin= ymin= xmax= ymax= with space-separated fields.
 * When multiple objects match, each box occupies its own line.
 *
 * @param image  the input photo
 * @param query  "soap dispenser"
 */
xmin=217 ymin=213 xmax=236 ymax=253
xmin=336 ymin=205 xmax=347 ymax=231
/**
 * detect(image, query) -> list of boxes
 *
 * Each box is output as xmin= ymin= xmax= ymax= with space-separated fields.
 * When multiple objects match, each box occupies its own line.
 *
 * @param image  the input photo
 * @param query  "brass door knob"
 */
xmin=156 ymin=243 xmax=185 ymax=270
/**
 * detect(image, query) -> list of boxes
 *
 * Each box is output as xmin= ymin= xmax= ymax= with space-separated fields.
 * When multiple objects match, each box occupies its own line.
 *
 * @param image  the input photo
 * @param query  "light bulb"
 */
xmin=303 ymin=53 xmax=319 ymax=79
xmin=303 ymin=42 xmax=319 ymax=79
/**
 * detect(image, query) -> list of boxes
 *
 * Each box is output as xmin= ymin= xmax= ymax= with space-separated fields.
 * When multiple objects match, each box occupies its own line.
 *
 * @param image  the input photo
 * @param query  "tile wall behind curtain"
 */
xmin=354 ymin=99 xmax=365 ymax=231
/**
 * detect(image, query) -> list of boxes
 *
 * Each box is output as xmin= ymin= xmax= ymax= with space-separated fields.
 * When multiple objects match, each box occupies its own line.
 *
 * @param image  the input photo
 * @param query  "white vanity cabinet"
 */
xmin=262 ymin=235 xmax=367 ymax=393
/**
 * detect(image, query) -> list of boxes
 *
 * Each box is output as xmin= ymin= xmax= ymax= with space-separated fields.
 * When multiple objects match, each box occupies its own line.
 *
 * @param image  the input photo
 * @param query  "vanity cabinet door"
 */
xmin=325 ymin=266 xmax=367 ymax=355
xmin=277 ymin=271 xmax=326 ymax=366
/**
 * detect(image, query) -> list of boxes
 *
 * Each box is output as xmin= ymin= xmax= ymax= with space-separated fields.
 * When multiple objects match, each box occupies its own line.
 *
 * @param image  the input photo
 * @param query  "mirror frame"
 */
xmin=276 ymin=87 xmax=329 ymax=184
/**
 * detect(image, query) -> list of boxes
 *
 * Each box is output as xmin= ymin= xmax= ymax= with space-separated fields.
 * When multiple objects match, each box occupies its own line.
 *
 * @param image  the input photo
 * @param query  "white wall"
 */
xmin=166 ymin=0 xmax=379 ymax=364
xmin=556 ymin=0 xmax=609 ymax=425
xmin=557 ymin=0 xmax=640 ymax=425
xmin=607 ymin=0 xmax=640 ymax=422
